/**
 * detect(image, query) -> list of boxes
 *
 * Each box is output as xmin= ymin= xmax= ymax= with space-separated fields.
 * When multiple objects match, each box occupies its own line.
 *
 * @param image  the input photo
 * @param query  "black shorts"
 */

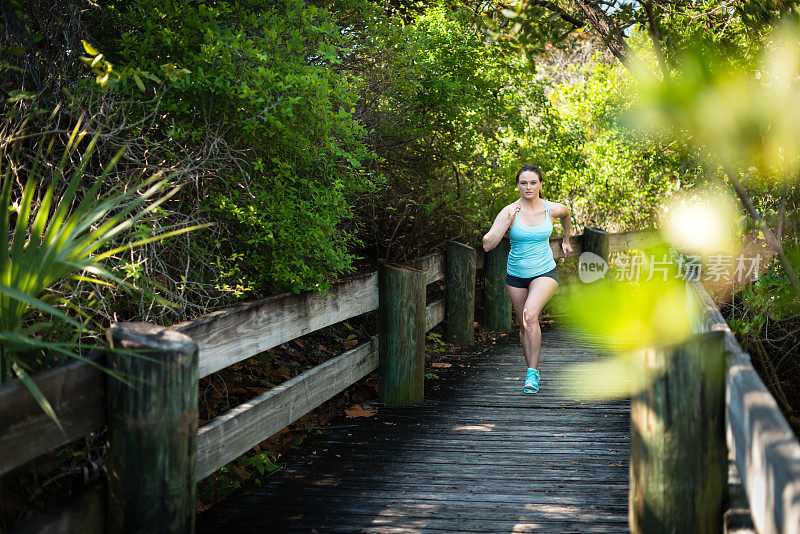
xmin=505 ymin=267 xmax=559 ymax=288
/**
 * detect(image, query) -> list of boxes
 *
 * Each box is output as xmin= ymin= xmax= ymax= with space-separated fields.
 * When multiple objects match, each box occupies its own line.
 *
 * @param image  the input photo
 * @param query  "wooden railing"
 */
xmin=588 ymin=227 xmax=800 ymax=533
xmin=2 ymin=240 xmax=468 ymax=533
xmin=3 ymin=226 xmax=798 ymax=533
xmin=686 ymin=276 xmax=800 ymax=534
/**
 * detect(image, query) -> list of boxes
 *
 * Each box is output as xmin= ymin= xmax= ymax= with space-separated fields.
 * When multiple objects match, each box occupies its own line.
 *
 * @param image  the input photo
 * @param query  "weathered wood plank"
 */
xmin=196 ymin=336 xmax=379 ymax=480
xmin=688 ymin=277 xmax=745 ymax=355
xmin=411 ymin=253 xmax=445 ymax=284
xmin=425 ymin=298 xmax=444 ymax=332
xmin=175 ymin=271 xmax=379 ymax=378
xmin=179 ymin=251 xmax=445 ymax=380
xmin=606 ymin=229 xmax=663 ymax=253
xmin=0 ymin=351 xmax=105 ymax=476
xmin=250 ymin=485 xmax=630 ymax=502
xmin=300 ymin=442 xmax=630 ymax=455
xmin=279 ymin=463 xmax=627 ymax=476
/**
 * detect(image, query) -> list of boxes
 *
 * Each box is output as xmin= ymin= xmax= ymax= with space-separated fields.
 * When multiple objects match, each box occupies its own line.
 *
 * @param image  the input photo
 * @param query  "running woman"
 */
xmin=482 ymin=164 xmax=573 ymax=393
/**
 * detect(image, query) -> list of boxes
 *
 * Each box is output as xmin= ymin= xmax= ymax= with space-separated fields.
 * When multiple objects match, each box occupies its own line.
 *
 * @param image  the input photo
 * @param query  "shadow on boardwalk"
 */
xmin=198 ymin=329 xmax=631 ymax=533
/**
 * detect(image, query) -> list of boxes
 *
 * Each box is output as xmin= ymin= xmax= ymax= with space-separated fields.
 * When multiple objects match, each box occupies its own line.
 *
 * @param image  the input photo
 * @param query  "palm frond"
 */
xmin=11 ymin=362 xmax=65 ymax=435
xmin=0 ymin=124 xmax=206 ymax=428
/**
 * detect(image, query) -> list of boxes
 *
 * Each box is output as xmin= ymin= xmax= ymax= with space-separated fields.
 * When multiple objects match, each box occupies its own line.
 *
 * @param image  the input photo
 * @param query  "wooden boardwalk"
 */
xmin=198 ymin=328 xmax=631 ymax=533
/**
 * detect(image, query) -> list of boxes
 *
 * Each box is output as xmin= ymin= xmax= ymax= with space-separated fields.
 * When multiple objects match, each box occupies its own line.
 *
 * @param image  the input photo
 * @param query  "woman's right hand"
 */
xmin=506 ymin=200 xmax=521 ymax=226
xmin=483 ymin=199 xmax=522 ymax=252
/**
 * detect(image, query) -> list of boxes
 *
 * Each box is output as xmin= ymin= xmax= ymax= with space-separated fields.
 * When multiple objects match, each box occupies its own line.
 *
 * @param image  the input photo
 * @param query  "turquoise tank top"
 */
xmin=507 ymin=200 xmax=557 ymax=277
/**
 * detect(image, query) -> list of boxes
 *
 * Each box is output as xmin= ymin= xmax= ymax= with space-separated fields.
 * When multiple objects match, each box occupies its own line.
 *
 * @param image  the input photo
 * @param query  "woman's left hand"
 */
xmin=562 ymin=240 xmax=573 ymax=257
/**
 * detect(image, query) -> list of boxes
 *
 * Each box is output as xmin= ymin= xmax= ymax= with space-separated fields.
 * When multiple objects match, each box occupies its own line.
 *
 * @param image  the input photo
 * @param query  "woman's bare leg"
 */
xmin=520 ymin=277 xmax=559 ymax=369
xmin=506 ymin=285 xmax=531 ymax=363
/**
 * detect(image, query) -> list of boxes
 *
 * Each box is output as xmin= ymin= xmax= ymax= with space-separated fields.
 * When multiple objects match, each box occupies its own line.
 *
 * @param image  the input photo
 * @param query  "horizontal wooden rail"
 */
xmin=196 ymin=296 xmax=447 ymax=479
xmin=0 ymin=352 xmax=105 ymax=476
xmin=411 ymin=253 xmax=445 ymax=284
xmin=425 ymin=298 xmax=445 ymax=332
xmin=178 ymin=254 xmax=448 ymax=379
xmin=196 ymin=336 xmax=380 ymax=480
xmin=175 ymin=271 xmax=380 ymax=378
xmin=688 ymin=277 xmax=800 ymax=534
xmin=606 ymin=229 xmax=663 ymax=253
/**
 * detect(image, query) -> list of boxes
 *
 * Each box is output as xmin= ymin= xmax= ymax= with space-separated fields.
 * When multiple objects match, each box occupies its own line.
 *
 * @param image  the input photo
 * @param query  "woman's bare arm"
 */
xmin=550 ymin=201 xmax=573 ymax=256
xmin=483 ymin=201 xmax=520 ymax=252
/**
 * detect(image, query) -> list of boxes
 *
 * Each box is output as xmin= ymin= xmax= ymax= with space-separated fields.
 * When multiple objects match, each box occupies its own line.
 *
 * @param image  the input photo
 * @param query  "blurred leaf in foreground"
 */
xmin=553 ymin=243 xmax=698 ymax=400
xmin=630 ymin=19 xmax=800 ymax=187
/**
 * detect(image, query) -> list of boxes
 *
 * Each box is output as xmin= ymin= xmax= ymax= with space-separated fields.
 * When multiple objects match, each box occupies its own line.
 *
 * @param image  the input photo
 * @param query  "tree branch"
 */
xmin=571 ymin=0 xmax=655 ymax=79
xmin=529 ymin=1 xmax=585 ymax=29
xmin=642 ymin=0 xmax=669 ymax=78
xmin=725 ymin=168 xmax=800 ymax=300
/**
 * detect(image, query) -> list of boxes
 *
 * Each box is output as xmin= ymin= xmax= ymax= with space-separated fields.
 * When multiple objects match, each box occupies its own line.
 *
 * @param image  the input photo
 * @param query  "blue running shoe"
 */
xmin=524 ymin=368 xmax=540 ymax=394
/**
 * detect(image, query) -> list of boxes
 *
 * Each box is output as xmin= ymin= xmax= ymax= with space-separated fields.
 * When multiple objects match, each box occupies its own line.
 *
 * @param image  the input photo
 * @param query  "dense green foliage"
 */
xmin=91 ymin=0 xmax=375 ymax=293
xmin=6 ymin=0 xmax=791 ymax=332
xmin=532 ymin=57 xmax=699 ymax=230
xmin=4 ymin=1 xmax=694 ymax=310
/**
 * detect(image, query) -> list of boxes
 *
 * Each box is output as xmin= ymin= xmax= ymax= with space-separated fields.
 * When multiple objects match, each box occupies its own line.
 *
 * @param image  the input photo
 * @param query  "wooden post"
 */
xmin=378 ymin=263 xmax=426 ymax=405
xmin=105 ymin=323 xmax=198 ymax=534
xmin=483 ymin=238 xmax=512 ymax=332
xmin=445 ymin=241 xmax=476 ymax=345
xmin=582 ymin=226 xmax=611 ymax=262
xmin=629 ymin=331 xmax=727 ymax=534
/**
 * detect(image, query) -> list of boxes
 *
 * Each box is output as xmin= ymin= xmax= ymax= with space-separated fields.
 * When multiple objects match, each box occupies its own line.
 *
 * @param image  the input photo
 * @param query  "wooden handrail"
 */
xmin=0 ymin=351 xmax=105 ymax=477
xmin=687 ymin=277 xmax=800 ymax=534
xmin=174 ymin=271 xmax=380 ymax=379
xmin=0 ymin=247 xmax=451 ymax=477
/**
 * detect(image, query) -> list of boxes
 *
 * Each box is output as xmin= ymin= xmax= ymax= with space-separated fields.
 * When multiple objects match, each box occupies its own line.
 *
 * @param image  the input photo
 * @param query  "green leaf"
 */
xmin=133 ymin=73 xmax=145 ymax=92
xmin=11 ymin=362 xmax=65 ymax=435
xmin=7 ymin=90 xmax=37 ymax=103
xmin=0 ymin=284 xmax=89 ymax=333
xmin=81 ymin=40 xmax=100 ymax=56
